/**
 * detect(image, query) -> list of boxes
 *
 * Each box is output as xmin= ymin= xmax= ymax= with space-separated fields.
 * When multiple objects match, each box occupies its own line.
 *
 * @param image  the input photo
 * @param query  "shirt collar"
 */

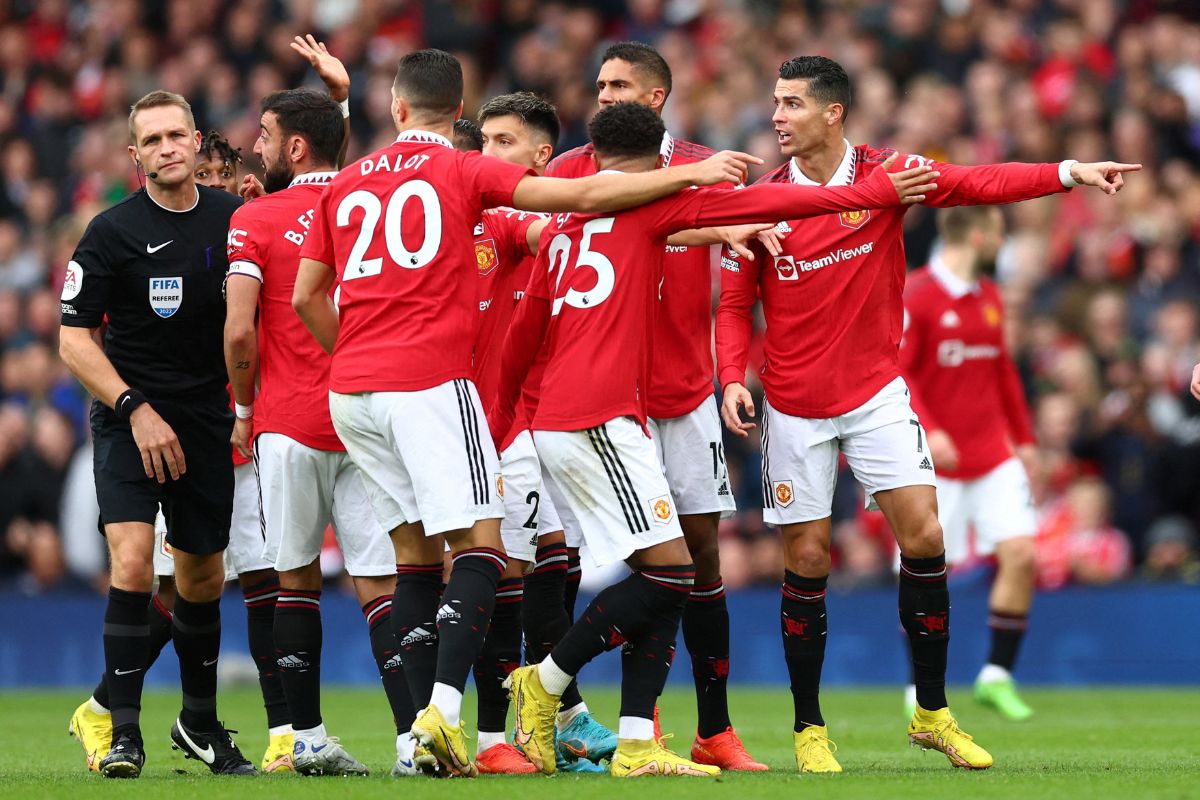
xmin=660 ymin=131 xmax=675 ymax=168
xmin=146 ymin=185 xmax=200 ymax=213
xmin=789 ymin=139 xmax=855 ymax=187
xmin=395 ymin=129 xmax=453 ymax=148
xmin=288 ymin=170 xmax=338 ymax=188
xmin=929 ymin=253 xmax=978 ymax=299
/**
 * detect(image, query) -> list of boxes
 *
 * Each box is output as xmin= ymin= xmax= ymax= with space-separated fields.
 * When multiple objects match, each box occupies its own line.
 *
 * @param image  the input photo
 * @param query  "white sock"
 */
xmin=268 ymin=724 xmax=293 ymax=737
xmin=537 ymin=656 xmax=573 ymax=695
xmin=294 ymin=723 xmax=327 ymax=744
xmin=88 ymin=697 xmax=109 ymax=715
xmin=396 ymin=732 xmax=416 ymax=759
xmin=556 ymin=701 xmax=588 ymax=731
xmin=430 ymin=683 xmax=464 ymax=726
xmin=904 ymin=684 xmax=917 ymax=708
xmin=978 ymin=663 xmax=1012 ymax=684
xmin=617 ymin=716 xmax=655 ymax=741
xmin=477 ymin=730 xmax=506 ymax=754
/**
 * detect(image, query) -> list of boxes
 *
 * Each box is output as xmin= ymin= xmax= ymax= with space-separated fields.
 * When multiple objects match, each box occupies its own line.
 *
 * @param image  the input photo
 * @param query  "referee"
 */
xmin=58 ymin=90 xmax=255 ymax=779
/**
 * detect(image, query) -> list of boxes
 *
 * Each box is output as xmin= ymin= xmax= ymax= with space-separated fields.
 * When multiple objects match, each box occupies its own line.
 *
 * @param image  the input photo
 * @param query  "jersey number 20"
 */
xmin=337 ymin=181 xmax=442 ymax=279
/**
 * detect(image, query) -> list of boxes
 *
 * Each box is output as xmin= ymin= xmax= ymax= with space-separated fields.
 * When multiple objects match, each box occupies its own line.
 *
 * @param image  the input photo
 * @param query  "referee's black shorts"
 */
xmin=92 ymin=396 xmax=234 ymax=556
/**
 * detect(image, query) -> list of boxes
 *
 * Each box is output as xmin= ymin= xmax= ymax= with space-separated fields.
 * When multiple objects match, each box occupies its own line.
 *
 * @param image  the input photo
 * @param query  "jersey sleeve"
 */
xmin=891 ymin=151 xmax=1066 ymax=208
xmin=662 ymin=176 xmax=899 ymax=234
xmin=715 ymin=242 xmax=763 ymax=388
xmin=299 ymin=190 xmax=335 ymax=268
xmin=462 ymin=153 xmax=536 ymax=212
xmin=488 ymin=208 xmax=542 ymax=263
xmin=226 ymin=204 xmax=268 ymax=282
xmin=60 ymin=215 xmax=116 ymax=328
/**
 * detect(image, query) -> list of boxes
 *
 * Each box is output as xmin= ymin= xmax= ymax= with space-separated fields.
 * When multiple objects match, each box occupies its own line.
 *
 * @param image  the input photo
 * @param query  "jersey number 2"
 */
xmin=337 ymin=181 xmax=442 ymax=280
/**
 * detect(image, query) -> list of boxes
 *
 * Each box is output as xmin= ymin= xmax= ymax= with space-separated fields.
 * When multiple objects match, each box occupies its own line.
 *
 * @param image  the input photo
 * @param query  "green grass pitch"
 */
xmin=2 ymin=686 xmax=1197 ymax=798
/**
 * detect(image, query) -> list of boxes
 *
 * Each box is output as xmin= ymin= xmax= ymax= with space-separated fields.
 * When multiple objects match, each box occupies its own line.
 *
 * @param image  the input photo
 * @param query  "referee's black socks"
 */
xmin=95 ymin=592 xmax=173 ymax=713
xmin=103 ymin=587 xmax=152 ymax=736
xmin=172 ymin=594 xmax=222 ymax=732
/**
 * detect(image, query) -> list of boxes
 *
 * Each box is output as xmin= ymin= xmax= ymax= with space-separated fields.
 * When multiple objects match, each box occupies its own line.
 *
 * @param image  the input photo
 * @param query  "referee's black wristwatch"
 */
xmin=115 ymin=388 xmax=148 ymax=422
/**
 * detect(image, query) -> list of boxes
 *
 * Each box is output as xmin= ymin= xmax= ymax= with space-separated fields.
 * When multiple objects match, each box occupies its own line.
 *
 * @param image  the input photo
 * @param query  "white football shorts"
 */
xmin=761 ymin=377 xmax=937 ymax=526
xmin=535 ymin=416 xmax=684 ymax=567
xmin=498 ymin=430 xmax=563 ymax=562
xmin=938 ymin=457 xmax=1037 ymax=564
xmin=648 ymin=396 xmax=736 ymax=518
xmin=256 ymin=432 xmax=394 ymax=576
xmin=329 ymin=378 xmax=503 ymax=536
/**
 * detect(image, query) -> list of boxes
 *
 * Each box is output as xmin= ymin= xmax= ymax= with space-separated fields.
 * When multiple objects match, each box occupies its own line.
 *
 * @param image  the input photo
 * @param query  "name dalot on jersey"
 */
xmin=148 ymin=276 xmax=183 ymax=318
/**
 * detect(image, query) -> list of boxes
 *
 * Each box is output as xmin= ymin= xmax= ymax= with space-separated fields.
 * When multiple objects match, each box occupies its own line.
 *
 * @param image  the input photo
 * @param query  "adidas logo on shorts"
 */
xmin=919 ymin=457 xmax=933 ymax=471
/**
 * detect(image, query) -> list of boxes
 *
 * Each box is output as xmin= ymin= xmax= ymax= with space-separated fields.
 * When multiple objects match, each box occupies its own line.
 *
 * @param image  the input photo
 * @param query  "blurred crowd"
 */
xmin=2 ymin=0 xmax=1199 ymax=594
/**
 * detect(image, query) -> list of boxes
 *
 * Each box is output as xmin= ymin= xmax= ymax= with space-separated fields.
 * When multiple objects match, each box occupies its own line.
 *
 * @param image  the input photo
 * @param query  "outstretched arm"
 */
xmin=509 ymin=150 xmax=762 ymax=214
xmin=915 ymin=153 xmax=1141 ymax=207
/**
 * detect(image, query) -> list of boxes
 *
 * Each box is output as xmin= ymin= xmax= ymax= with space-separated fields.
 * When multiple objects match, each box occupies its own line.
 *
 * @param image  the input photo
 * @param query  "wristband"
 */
xmin=338 ymin=98 xmax=350 ymax=119
xmin=1058 ymin=159 xmax=1081 ymax=188
xmin=235 ymin=402 xmax=254 ymax=419
xmin=115 ymin=388 xmax=147 ymax=422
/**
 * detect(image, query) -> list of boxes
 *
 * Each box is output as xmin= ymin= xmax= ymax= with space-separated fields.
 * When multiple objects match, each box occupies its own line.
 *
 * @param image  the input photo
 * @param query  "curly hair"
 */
xmin=452 ymin=118 xmax=483 ymax=152
xmin=587 ymin=102 xmax=664 ymax=159
xmin=198 ymin=129 xmax=242 ymax=166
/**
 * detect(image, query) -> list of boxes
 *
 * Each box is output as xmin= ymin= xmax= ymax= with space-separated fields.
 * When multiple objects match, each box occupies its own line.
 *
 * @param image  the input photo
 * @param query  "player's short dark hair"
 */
xmin=199 ymin=129 xmax=241 ymax=166
xmin=778 ymin=56 xmax=852 ymax=116
xmin=393 ymin=49 xmax=463 ymax=116
xmin=601 ymin=42 xmax=672 ymax=99
xmin=937 ymin=205 xmax=1003 ymax=245
xmin=128 ymin=90 xmax=195 ymax=143
xmin=260 ymin=88 xmax=344 ymax=167
xmin=452 ymin=118 xmax=483 ymax=152
xmin=589 ymin=102 xmax=665 ymax=160
xmin=478 ymin=92 xmax=561 ymax=146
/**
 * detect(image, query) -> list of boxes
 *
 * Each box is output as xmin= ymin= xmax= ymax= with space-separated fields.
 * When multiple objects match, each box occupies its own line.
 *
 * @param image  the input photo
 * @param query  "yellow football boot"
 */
xmin=611 ymin=736 xmax=721 ymax=777
xmin=908 ymin=705 xmax=994 ymax=769
xmin=503 ymin=665 xmax=560 ymax=775
xmin=411 ymin=704 xmax=477 ymax=778
xmin=793 ymin=725 xmax=842 ymax=773
xmin=68 ymin=698 xmax=112 ymax=774
xmin=260 ymin=731 xmax=294 ymax=773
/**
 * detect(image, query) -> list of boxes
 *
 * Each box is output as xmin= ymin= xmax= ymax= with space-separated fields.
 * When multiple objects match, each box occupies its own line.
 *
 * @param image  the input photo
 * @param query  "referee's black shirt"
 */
xmin=61 ymin=185 xmax=240 ymax=403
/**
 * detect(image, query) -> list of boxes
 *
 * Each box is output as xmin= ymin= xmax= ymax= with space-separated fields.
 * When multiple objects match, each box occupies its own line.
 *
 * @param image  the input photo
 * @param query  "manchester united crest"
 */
xmin=983 ymin=303 xmax=1001 ymax=328
xmin=773 ymin=480 xmax=795 ymax=507
xmin=649 ymin=495 xmax=673 ymax=524
xmin=838 ymin=209 xmax=871 ymax=230
xmin=495 ymin=474 xmax=505 ymax=499
xmin=476 ymin=238 xmax=499 ymax=276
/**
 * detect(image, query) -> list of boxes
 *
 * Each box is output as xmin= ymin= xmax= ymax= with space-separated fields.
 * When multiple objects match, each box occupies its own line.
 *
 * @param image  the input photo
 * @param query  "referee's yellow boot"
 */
xmin=908 ymin=705 xmax=994 ymax=769
xmin=68 ymin=697 xmax=112 ymax=773
xmin=260 ymin=731 xmax=295 ymax=773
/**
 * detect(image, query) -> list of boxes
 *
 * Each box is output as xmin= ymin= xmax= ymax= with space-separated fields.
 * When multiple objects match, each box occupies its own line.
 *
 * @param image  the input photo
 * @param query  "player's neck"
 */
xmin=939 ymin=246 xmax=978 ymax=283
xmin=146 ymin=180 xmax=199 ymax=212
xmin=396 ymin=118 xmax=454 ymax=141
xmin=790 ymin=137 xmax=847 ymax=185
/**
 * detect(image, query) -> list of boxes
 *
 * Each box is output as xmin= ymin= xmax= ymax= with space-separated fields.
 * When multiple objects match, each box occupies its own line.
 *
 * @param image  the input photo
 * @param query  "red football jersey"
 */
xmin=900 ymin=261 xmax=1035 ymax=480
xmin=549 ymin=133 xmax=725 ymax=419
xmin=472 ymin=207 xmax=540 ymax=414
xmin=519 ymin=173 xmax=903 ymax=432
xmin=300 ymin=131 xmax=533 ymax=393
xmin=227 ymin=171 xmax=343 ymax=451
xmin=716 ymin=143 xmax=1067 ymax=419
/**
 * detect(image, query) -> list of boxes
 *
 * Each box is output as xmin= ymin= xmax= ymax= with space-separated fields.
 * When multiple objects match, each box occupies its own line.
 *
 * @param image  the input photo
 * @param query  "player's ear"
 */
xmin=590 ymin=151 xmax=601 ymax=171
xmin=826 ymin=102 xmax=844 ymax=127
xmin=192 ymin=129 xmax=202 ymax=152
xmin=290 ymin=134 xmax=306 ymax=164
xmin=535 ymin=143 xmax=552 ymax=169
xmin=650 ymin=88 xmax=667 ymax=112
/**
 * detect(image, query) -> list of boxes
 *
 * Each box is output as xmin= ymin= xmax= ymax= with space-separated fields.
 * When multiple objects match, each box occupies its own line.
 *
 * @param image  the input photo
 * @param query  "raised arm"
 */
xmin=291 ymin=34 xmax=351 ymax=168
xmin=509 ymin=150 xmax=761 ymax=214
